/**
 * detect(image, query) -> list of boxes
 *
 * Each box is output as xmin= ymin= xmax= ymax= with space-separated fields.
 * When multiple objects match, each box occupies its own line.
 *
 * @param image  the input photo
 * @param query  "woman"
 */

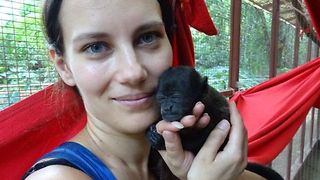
xmin=25 ymin=0 xmax=247 ymax=179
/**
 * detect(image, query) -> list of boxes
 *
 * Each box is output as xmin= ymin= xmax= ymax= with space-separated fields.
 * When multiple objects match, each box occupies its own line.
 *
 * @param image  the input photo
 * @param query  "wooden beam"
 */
xmin=269 ymin=0 xmax=280 ymax=78
xmin=229 ymin=0 xmax=242 ymax=90
xmin=293 ymin=21 xmax=300 ymax=67
xmin=307 ymin=38 xmax=312 ymax=61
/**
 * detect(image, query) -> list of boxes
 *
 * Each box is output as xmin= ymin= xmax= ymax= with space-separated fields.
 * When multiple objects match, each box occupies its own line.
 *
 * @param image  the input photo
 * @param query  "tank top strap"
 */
xmin=26 ymin=142 xmax=116 ymax=180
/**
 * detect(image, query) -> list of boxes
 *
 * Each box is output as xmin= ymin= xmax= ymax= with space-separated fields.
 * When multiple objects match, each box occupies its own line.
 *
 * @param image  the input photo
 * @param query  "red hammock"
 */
xmin=231 ymin=57 xmax=320 ymax=164
xmin=231 ymin=0 xmax=320 ymax=163
xmin=0 ymin=0 xmax=319 ymax=179
xmin=0 ymin=1 xmax=216 ymax=179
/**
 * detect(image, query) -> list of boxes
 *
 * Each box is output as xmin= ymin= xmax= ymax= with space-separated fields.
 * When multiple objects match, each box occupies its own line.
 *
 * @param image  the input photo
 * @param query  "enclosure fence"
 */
xmin=0 ymin=0 xmax=56 ymax=109
xmin=271 ymin=108 xmax=320 ymax=180
xmin=1 ymin=0 xmax=320 ymax=179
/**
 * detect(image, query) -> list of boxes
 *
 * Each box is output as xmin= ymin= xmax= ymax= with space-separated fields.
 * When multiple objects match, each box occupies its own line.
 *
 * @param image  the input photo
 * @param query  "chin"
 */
xmin=124 ymin=112 xmax=160 ymax=134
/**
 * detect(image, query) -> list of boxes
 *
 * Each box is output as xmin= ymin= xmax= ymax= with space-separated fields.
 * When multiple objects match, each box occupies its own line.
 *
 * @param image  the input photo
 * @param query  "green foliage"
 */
xmin=195 ymin=0 xmax=307 ymax=90
xmin=0 ymin=0 xmax=313 ymax=109
xmin=193 ymin=0 xmax=231 ymax=68
xmin=193 ymin=0 xmax=231 ymax=90
xmin=0 ymin=0 xmax=56 ymax=108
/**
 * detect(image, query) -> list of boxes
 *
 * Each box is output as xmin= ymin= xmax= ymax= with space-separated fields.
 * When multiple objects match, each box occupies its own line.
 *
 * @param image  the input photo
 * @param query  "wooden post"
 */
xmin=269 ymin=0 xmax=280 ymax=78
xmin=229 ymin=0 xmax=241 ymax=90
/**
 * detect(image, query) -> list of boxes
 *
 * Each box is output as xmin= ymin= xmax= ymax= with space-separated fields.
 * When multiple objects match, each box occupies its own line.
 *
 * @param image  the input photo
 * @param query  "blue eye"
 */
xmin=141 ymin=34 xmax=156 ymax=43
xmin=84 ymin=42 xmax=109 ymax=54
xmin=138 ymin=32 xmax=161 ymax=45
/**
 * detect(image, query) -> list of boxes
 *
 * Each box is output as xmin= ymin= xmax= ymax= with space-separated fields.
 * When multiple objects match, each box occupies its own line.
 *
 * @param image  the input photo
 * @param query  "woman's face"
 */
xmin=56 ymin=0 xmax=173 ymax=134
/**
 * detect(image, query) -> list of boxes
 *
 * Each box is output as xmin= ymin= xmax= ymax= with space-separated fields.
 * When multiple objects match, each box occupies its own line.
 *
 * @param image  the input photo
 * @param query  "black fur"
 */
xmin=146 ymin=66 xmax=229 ymax=179
xmin=147 ymin=66 xmax=230 ymax=154
xmin=146 ymin=66 xmax=283 ymax=180
xmin=246 ymin=163 xmax=284 ymax=180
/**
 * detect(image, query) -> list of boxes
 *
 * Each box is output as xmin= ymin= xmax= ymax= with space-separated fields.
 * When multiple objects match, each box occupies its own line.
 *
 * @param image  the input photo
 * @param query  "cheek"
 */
xmin=147 ymin=45 xmax=173 ymax=78
xmin=68 ymin=58 xmax=110 ymax=95
xmin=75 ymin=67 xmax=101 ymax=89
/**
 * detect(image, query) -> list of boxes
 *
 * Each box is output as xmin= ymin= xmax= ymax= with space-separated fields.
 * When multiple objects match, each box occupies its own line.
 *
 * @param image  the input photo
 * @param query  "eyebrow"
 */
xmin=73 ymin=32 xmax=110 ymax=43
xmin=72 ymin=21 xmax=165 ymax=43
xmin=134 ymin=21 xmax=165 ymax=34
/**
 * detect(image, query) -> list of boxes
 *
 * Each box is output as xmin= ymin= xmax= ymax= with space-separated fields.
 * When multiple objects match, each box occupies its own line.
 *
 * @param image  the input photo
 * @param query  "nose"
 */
xmin=162 ymin=104 xmax=173 ymax=114
xmin=115 ymin=46 xmax=147 ymax=85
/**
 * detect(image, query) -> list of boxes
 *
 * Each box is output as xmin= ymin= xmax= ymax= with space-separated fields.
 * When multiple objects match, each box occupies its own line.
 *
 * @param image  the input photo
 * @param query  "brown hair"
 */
xmin=42 ymin=1 xmax=176 ymax=179
xmin=42 ymin=0 xmax=174 ymax=56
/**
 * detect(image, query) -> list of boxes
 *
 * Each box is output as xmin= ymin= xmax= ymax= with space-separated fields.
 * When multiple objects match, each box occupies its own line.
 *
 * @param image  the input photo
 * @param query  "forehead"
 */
xmin=60 ymin=0 xmax=161 ymax=13
xmin=59 ymin=0 xmax=163 ymax=40
xmin=59 ymin=0 xmax=162 ymax=23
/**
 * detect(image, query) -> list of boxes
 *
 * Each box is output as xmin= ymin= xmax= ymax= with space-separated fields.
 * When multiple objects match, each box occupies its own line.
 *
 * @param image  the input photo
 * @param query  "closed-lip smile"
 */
xmin=113 ymin=93 xmax=154 ymax=109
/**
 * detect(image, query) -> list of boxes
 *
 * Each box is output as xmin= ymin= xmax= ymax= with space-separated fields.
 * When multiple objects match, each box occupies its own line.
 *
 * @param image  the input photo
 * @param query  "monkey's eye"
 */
xmin=156 ymin=94 xmax=165 ymax=100
xmin=170 ymin=93 xmax=183 ymax=99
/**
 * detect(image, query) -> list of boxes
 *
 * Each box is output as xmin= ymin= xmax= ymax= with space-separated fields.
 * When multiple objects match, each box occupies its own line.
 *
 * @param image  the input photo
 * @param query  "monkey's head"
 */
xmin=156 ymin=66 xmax=208 ymax=122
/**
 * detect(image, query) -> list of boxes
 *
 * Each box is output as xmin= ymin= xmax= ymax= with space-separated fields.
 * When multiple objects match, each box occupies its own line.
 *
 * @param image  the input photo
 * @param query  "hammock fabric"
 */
xmin=0 ymin=0 xmax=217 ymax=179
xmin=230 ymin=0 xmax=320 ymax=164
xmin=171 ymin=0 xmax=217 ymax=66
xmin=304 ymin=0 xmax=320 ymax=41
xmin=231 ymin=57 xmax=320 ymax=164
xmin=1 ymin=0 xmax=320 ymax=179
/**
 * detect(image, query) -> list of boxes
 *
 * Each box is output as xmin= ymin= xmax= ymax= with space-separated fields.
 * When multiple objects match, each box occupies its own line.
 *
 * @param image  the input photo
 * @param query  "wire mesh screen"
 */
xmin=0 ymin=0 xmax=56 ymax=110
xmin=193 ymin=0 xmax=231 ymax=91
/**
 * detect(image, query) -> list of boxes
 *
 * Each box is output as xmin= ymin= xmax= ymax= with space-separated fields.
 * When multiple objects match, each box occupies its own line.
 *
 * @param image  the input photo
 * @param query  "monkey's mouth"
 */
xmin=161 ymin=114 xmax=184 ymax=122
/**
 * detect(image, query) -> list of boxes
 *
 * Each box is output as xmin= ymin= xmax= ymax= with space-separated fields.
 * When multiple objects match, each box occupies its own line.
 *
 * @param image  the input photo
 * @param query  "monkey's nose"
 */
xmin=162 ymin=105 xmax=173 ymax=113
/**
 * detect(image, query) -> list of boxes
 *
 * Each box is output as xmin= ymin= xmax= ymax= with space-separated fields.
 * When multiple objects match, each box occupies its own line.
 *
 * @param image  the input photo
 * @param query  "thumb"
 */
xmin=158 ymin=131 xmax=185 ymax=167
xmin=158 ymin=131 xmax=194 ymax=179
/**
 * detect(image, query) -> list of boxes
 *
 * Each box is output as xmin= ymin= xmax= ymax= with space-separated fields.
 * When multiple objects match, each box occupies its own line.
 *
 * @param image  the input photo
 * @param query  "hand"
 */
xmin=156 ymin=102 xmax=248 ymax=180
xmin=188 ymin=101 xmax=248 ymax=180
xmin=156 ymin=101 xmax=210 ymax=179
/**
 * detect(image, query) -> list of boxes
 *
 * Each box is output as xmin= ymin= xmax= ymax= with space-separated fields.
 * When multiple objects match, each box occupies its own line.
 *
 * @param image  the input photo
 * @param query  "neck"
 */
xmin=87 ymin=121 xmax=150 ymax=165
xmin=72 ymin=115 xmax=153 ymax=179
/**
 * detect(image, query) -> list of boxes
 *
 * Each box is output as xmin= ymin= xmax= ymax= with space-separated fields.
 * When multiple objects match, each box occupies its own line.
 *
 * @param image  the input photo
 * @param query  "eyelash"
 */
xmin=82 ymin=41 xmax=110 ymax=54
xmin=137 ymin=31 xmax=162 ymax=47
xmin=80 ymin=31 xmax=163 ymax=56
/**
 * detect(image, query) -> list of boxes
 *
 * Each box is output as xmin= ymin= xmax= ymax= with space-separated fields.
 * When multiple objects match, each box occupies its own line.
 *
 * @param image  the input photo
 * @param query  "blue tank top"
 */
xmin=26 ymin=142 xmax=116 ymax=180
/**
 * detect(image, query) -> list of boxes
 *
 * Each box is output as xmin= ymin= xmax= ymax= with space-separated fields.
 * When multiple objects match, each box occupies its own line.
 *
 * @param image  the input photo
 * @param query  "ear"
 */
xmin=202 ymin=76 xmax=209 ymax=93
xmin=49 ymin=48 xmax=76 ymax=86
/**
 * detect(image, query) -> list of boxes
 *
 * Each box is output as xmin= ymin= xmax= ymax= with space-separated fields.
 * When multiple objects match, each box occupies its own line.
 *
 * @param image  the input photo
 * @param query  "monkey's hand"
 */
xmin=146 ymin=124 xmax=166 ymax=150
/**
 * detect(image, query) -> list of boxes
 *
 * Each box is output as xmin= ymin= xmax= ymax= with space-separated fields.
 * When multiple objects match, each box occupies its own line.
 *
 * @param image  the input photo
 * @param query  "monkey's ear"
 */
xmin=202 ymin=76 xmax=209 ymax=93
xmin=203 ymin=76 xmax=208 ymax=83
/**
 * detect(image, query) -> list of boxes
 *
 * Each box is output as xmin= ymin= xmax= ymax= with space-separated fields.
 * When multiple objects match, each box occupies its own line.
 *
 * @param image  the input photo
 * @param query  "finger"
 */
xmin=180 ymin=115 xmax=197 ymax=127
xmin=156 ymin=120 xmax=184 ymax=134
xmin=194 ymin=113 xmax=210 ymax=129
xmin=195 ymin=119 xmax=230 ymax=162
xmin=192 ymin=101 xmax=205 ymax=119
xmin=224 ymin=101 xmax=248 ymax=152
xmin=158 ymin=131 xmax=185 ymax=167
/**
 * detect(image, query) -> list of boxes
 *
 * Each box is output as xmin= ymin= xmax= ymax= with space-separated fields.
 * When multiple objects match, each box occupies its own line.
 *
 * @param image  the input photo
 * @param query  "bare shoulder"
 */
xmin=25 ymin=165 xmax=91 ymax=180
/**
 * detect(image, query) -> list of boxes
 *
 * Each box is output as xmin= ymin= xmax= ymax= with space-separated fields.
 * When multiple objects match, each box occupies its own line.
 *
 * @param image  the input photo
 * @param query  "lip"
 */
xmin=112 ymin=93 xmax=154 ymax=109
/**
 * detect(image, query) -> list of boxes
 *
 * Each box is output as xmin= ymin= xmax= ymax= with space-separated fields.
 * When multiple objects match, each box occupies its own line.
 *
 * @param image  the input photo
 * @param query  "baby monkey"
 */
xmin=146 ymin=66 xmax=230 ymax=154
xmin=146 ymin=66 xmax=284 ymax=180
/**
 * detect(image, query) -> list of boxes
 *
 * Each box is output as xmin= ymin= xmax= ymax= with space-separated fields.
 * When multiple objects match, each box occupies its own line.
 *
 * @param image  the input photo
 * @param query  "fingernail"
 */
xmin=217 ymin=119 xmax=230 ymax=130
xmin=196 ymin=101 xmax=202 ymax=106
xmin=171 ymin=121 xmax=184 ymax=129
